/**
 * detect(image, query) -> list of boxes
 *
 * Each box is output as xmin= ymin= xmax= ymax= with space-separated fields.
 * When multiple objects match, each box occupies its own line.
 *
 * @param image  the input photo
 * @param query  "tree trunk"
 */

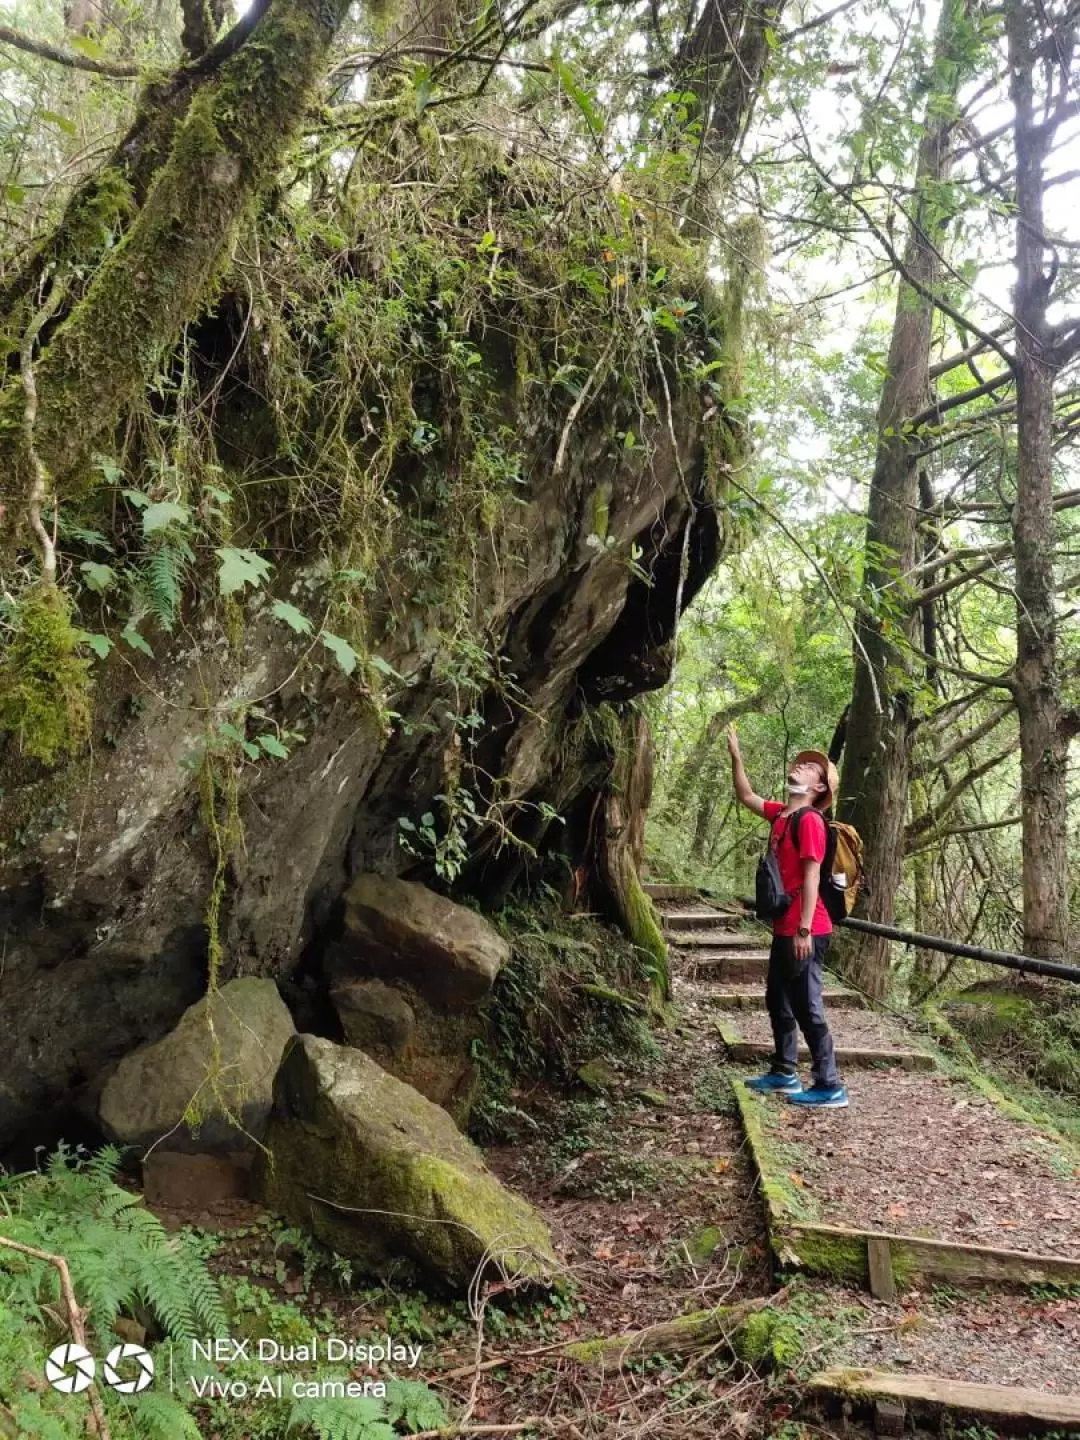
xmin=1006 ymin=0 xmax=1070 ymax=959
xmin=598 ymin=708 xmax=670 ymax=1004
xmin=837 ymin=0 xmax=962 ymax=998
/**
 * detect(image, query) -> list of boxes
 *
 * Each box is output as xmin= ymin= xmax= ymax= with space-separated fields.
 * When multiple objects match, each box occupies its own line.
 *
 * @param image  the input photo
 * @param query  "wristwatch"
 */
xmin=797 ymin=926 xmax=810 ymax=938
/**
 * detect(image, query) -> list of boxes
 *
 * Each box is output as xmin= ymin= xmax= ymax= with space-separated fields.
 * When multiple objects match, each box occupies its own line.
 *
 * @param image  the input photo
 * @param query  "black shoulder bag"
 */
xmin=754 ymin=812 xmax=798 ymax=922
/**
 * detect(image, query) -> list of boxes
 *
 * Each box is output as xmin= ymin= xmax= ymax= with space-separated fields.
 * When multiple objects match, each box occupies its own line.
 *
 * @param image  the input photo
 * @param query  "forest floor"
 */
xmin=147 ymin=894 xmax=1080 ymax=1440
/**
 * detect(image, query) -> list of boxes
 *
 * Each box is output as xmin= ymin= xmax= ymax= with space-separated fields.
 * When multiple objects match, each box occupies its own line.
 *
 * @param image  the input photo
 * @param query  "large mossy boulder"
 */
xmin=333 ymin=874 xmax=510 ymax=1008
xmin=99 ymin=977 xmax=295 ymax=1154
xmin=256 ymin=1034 xmax=557 ymax=1290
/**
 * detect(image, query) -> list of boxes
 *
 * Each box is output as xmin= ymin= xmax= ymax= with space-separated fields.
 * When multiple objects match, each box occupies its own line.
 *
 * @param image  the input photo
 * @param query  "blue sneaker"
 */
xmin=787 ymin=1085 xmax=849 ymax=1108
xmin=745 ymin=1072 xmax=803 ymax=1095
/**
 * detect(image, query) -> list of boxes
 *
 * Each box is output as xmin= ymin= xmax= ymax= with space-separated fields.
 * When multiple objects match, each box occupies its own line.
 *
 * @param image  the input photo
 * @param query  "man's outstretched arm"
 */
xmin=727 ymin=724 xmax=767 ymax=817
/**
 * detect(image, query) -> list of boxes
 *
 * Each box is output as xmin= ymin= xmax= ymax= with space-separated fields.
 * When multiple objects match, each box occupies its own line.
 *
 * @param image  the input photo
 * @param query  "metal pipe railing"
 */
xmin=734 ymin=897 xmax=1080 ymax=983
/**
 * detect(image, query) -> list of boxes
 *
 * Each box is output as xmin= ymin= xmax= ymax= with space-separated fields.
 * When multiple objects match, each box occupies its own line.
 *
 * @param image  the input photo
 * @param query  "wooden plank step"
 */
xmin=668 ymin=930 xmax=765 ymax=948
xmin=662 ymin=910 xmax=745 ymax=931
xmin=711 ymin=989 xmax=865 ymax=1011
xmin=642 ymin=883 xmax=700 ymax=900
xmin=808 ymin=1367 xmax=1080 ymax=1435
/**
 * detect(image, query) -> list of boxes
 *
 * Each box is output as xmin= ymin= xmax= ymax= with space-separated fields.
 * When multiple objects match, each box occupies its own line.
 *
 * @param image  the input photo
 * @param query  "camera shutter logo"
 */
xmin=103 ymin=1343 xmax=155 ymax=1393
xmin=45 ymin=1343 xmax=96 ymax=1394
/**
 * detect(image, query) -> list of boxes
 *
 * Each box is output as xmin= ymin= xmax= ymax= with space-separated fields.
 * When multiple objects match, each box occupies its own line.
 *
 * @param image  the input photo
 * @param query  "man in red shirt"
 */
xmin=726 ymin=726 xmax=848 ymax=1108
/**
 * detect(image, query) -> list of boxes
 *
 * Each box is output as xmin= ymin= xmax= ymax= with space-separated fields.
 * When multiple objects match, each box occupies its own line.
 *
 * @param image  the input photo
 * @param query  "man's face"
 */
xmin=787 ymin=760 xmax=826 ymax=801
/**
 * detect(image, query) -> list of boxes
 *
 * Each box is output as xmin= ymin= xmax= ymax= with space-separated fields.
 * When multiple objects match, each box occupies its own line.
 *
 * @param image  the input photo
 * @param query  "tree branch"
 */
xmin=0 ymin=22 xmax=139 ymax=77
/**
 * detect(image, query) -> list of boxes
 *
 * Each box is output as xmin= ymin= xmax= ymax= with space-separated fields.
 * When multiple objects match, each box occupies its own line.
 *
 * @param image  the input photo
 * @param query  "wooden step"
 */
xmin=711 ymin=989 xmax=866 ymax=1011
xmin=642 ymin=883 xmax=700 ymax=901
xmin=668 ymin=930 xmax=765 ymax=948
xmin=662 ymin=910 xmax=744 ymax=932
xmin=808 ymin=1367 xmax=1080 ymax=1435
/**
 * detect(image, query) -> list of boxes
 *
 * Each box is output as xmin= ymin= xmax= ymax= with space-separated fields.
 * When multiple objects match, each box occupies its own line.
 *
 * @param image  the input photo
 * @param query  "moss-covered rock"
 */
xmin=686 ymin=1225 xmax=723 ymax=1263
xmin=256 ymin=1035 xmax=558 ymax=1291
xmin=331 ymin=874 xmax=510 ymax=1010
xmin=577 ymin=1058 xmax=620 ymax=1092
xmin=99 ymin=976 xmax=295 ymax=1154
xmin=731 ymin=1308 xmax=802 ymax=1371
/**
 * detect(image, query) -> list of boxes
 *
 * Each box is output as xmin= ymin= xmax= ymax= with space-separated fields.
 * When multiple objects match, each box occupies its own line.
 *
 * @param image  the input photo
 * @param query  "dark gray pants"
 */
xmin=766 ymin=934 xmax=841 ymax=1089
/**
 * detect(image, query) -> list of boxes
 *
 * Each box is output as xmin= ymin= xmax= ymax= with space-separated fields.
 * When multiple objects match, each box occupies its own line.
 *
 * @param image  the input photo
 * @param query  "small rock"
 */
xmin=686 ymin=1225 xmax=724 ymax=1263
xmin=331 ymin=979 xmax=416 ymax=1053
xmin=632 ymin=1088 xmax=672 ymax=1108
xmin=113 ymin=1317 xmax=147 ymax=1347
xmin=577 ymin=1059 xmax=619 ymax=1092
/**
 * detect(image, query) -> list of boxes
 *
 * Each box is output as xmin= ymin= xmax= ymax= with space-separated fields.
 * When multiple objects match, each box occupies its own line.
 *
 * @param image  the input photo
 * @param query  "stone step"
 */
xmin=662 ymin=910 xmax=744 ymax=932
xmin=710 ymin=988 xmax=866 ymax=1011
xmin=642 ymin=883 xmax=701 ymax=901
xmin=685 ymin=953 xmax=770 ymax=982
xmin=668 ymin=930 xmax=765 ymax=949
xmin=716 ymin=1021 xmax=935 ymax=1070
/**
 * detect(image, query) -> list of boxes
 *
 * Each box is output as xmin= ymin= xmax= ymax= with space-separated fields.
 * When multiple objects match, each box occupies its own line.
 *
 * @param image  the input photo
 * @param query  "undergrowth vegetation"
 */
xmin=944 ymin=981 xmax=1080 ymax=1098
xmin=0 ymin=1145 xmax=448 ymax=1439
xmin=471 ymin=892 xmax=661 ymax=1141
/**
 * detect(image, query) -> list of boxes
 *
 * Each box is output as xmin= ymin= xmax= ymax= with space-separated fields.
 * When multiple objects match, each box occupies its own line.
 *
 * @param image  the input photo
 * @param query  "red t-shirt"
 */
xmin=762 ymin=801 xmax=832 ymax=937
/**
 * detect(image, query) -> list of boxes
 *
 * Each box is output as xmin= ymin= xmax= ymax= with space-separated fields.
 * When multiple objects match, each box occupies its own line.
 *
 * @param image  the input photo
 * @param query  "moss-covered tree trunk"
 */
xmin=596 ymin=707 xmax=670 ymax=1006
xmin=0 ymin=0 xmax=353 ymax=544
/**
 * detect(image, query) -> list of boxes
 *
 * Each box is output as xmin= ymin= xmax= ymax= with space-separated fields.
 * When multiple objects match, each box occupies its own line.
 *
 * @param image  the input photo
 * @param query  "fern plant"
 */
xmin=0 ymin=1146 xmax=450 ymax=1440
xmin=1 ymin=1143 xmax=226 ymax=1340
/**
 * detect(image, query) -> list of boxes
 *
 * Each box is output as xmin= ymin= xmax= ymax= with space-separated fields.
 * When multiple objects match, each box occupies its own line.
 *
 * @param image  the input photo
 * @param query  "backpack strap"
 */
xmin=788 ymin=804 xmax=815 ymax=851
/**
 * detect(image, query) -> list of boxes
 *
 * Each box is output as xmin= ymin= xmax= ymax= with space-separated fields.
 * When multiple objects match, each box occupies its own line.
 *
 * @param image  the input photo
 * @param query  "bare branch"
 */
xmin=0 ymin=22 xmax=139 ymax=76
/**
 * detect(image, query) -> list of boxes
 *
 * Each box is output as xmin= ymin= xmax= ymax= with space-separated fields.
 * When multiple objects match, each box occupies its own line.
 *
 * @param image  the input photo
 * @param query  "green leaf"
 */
xmin=5 ymin=184 xmax=25 ymax=205
xmin=217 ymin=722 xmax=246 ymax=745
xmin=80 ymin=632 xmax=113 ymax=659
xmin=70 ymin=34 xmax=108 ymax=58
xmin=551 ymin=51 xmax=604 ymax=135
xmin=242 ymin=741 xmax=261 ymax=760
xmin=95 ymin=455 xmax=123 ymax=486
xmin=398 ymin=816 xmax=416 ymax=831
xmin=141 ymin=500 xmax=191 ymax=535
xmin=321 ymin=632 xmax=358 ymax=676
xmin=257 ymin=733 xmax=289 ymax=759
xmin=123 ymin=488 xmax=151 ymax=509
xmin=80 ymin=561 xmax=117 ymax=594
xmin=271 ymin=600 xmax=313 ymax=635
xmin=369 ymin=653 xmax=401 ymax=680
xmin=121 ymin=627 xmax=154 ymax=658
xmin=41 ymin=110 xmax=78 ymax=136
xmin=215 ymin=547 xmax=273 ymax=597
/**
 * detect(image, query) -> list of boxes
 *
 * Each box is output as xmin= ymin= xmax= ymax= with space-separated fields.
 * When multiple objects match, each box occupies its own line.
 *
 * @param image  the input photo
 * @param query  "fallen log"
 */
xmin=563 ymin=1286 xmax=790 ymax=1369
